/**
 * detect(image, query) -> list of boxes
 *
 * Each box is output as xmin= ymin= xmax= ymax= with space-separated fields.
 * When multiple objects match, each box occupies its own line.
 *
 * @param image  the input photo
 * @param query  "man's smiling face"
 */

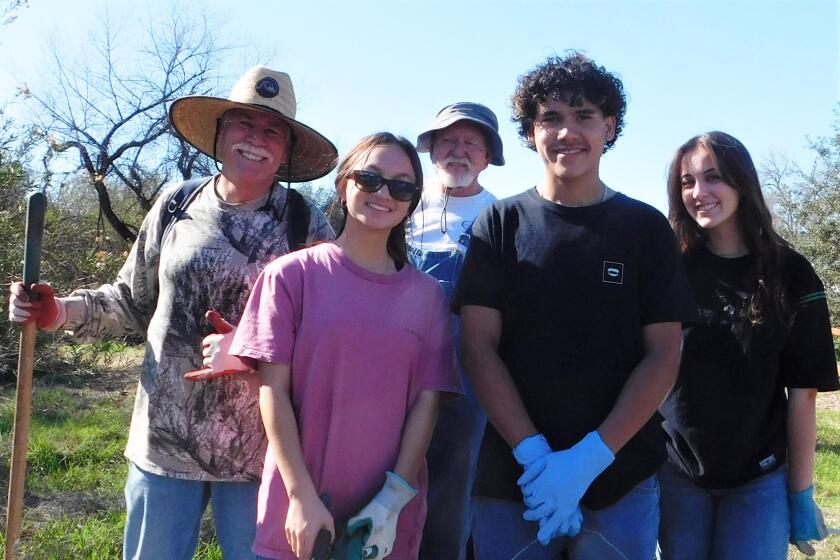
xmin=217 ymin=108 xmax=291 ymax=188
xmin=529 ymin=95 xmax=615 ymax=184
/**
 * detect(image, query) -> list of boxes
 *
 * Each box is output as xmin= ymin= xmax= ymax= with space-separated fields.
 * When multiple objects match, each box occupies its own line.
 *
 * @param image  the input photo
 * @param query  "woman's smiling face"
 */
xmin=680 ymin=146 xmax=741 ymax=235
xmin=343 ymin=144 xmax=416 ymax=232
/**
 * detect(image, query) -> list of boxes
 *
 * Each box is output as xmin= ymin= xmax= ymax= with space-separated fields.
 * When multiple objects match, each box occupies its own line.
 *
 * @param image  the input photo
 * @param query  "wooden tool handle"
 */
xmin=5 ymin=192 xmax=47 ymax=560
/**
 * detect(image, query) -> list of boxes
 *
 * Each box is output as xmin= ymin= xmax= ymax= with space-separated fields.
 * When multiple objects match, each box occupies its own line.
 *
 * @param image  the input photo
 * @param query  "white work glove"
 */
xmin=346 ymin=471 xmax=417 ymax=559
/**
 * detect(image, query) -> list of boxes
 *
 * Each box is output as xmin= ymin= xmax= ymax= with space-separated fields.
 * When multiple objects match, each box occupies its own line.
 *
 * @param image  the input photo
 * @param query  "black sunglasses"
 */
xmin=348 ymin=170 xmax=419 ymax=203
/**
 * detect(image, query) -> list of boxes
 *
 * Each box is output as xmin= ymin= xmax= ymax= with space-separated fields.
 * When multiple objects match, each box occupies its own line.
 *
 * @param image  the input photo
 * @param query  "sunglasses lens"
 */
xmin=352 ymin=171 xmax=381 ymax=192
xmin=388 ymin=181 xmax=418 ymax=202
xmin=350 ymin=171 xmax=417 ymax=202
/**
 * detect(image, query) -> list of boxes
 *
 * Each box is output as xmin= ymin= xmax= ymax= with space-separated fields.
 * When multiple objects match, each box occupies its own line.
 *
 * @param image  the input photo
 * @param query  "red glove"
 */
xmin=184 ymin=310 xmax=254 ymax=382
xmin=8 ymin=282 xmax=65 ymax=330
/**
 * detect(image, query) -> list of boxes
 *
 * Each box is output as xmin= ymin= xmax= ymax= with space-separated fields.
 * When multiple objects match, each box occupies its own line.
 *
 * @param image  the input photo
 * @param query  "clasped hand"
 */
xmin=513 ymin=431 xmax=614 ymax=545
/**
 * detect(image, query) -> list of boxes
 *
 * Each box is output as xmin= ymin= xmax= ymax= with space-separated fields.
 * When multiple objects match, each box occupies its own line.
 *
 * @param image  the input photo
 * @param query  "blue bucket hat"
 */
xmin=416 ymin=102 xmax=505 ymax=166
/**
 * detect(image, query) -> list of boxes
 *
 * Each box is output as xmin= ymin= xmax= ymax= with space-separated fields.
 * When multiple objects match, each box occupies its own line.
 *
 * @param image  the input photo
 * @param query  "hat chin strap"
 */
xmin=212 ymin=119 xmax=224 ymax=175
xmin=266 ymin=132 xmax=297 ymax=223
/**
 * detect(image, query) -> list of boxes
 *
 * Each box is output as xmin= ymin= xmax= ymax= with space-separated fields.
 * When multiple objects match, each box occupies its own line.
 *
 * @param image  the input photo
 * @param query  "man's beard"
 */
xmin=434 ymin=158 xmax=477 ymax=189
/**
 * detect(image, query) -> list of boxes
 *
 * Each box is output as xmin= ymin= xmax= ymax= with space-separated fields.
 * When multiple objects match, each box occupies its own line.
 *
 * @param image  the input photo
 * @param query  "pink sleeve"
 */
xmin=417 ymin=285 xmax=462 ymax=396
xmin=230 ymin=259 xmax=300 ymax=365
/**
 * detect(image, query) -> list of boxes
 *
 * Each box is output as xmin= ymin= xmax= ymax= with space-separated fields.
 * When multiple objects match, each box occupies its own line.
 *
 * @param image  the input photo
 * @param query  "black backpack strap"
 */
xmin=161 ymin=177 xmax=210 ymax=243
xmin=159 ymin=178 xmax=310 ymax=250
xmin=286 ymin=189 xmax=311 ymax=251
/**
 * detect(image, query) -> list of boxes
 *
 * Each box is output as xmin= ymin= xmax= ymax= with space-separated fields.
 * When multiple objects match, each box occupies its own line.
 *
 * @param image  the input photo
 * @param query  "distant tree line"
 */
xmin=0 ymin=3 xmax=835 ymax=375
xmin=762 ymin=110 xmax=840 ymax=326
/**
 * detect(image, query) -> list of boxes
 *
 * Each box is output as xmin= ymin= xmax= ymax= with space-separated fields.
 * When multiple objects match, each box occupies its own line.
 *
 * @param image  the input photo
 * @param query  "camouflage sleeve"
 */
xmin=60 ymin=189 xmax=172 ymax=341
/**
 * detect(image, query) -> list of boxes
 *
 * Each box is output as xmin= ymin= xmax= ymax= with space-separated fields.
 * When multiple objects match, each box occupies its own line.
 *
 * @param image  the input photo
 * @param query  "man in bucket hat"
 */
xmin=407 ymin=101 xmax=503 ymax=560
xmin=8 ymin=65 xmax=337 ymax=559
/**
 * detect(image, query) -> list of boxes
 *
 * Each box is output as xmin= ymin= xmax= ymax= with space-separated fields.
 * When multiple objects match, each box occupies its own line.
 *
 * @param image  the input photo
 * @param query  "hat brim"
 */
xmin=169 ymin=96 xmax=338 ymax=182
xmin=416 ymin=115 xmax=505 ymax=166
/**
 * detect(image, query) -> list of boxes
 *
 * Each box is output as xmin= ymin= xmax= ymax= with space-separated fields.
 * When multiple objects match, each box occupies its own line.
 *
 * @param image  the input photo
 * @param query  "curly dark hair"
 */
xmin=511 ymin=51 xmax=627 ymax=153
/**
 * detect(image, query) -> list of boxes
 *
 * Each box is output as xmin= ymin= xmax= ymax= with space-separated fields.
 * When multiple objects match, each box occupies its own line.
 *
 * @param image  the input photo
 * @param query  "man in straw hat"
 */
xmin=407 ymin=101 xmax=502 ymax=560
xmin=8 ymin=65 xmax=337 ymax=558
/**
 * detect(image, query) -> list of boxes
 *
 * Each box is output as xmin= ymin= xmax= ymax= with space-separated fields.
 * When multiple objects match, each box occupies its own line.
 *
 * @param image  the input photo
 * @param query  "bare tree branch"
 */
xmin=23 ymin=5 xmax=225 ymax=241
xmin=1 ymin=0 xmax=29 ymax=28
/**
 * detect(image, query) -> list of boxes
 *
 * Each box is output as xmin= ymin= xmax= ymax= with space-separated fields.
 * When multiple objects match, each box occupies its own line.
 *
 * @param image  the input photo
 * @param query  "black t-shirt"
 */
xmin=660 ymin=245 xmax=839 ymax=489
xmin=453 ymin=188 xmax=696 ymax=509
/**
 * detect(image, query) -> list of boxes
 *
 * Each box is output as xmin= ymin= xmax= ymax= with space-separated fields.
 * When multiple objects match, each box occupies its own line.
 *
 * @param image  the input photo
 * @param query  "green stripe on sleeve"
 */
xmin=799 ymin=291 xmax=827 ymax=305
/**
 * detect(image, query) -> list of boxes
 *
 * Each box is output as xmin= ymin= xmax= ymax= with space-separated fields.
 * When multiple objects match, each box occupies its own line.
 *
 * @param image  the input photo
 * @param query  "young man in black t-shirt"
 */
xmin=453 ymin=52 xmax=696 ymax=559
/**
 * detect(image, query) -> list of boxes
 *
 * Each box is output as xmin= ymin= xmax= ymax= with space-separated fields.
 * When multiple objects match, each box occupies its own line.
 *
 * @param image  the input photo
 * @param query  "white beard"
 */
xmin=434 ymin=166 xmax=477 ymax=190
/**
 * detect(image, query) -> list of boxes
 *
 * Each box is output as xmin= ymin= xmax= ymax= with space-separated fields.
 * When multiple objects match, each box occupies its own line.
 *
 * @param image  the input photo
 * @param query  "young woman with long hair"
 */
xmin=658 ymin=131 xmax=838 ymax=559
xmin=228 ymin=132 xmax=460 ymax=560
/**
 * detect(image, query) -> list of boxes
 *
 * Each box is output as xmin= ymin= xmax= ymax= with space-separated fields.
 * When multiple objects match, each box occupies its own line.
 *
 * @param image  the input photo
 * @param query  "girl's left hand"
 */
xmin=789 ymin=485 xmax=829 ymax=555
xmin=346 ymin=471 xmax=416 ymax=559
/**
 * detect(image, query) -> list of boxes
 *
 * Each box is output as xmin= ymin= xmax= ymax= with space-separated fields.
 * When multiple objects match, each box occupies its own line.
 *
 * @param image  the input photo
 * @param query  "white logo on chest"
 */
xmin=602 ymin=261 xmax=624 ymax=284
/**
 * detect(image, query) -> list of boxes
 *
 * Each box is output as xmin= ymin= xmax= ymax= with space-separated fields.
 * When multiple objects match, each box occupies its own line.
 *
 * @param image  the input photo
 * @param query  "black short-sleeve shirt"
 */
xmin=453 ymin=188 xmax=696 ymax=509
xmin=660 ymin=245 xmax=839 ymax=489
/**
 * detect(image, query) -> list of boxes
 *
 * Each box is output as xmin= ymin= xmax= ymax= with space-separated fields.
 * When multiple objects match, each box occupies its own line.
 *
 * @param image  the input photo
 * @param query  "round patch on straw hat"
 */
xmin=169 ymin=66 xmax=337 ymax=182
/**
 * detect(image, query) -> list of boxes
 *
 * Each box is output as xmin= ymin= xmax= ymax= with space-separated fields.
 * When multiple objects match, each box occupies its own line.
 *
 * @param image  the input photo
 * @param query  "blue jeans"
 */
xmin=124 ymin=462 xmax=259 ymax=560
xmin=410 ymin=246 xmax=487 ymax=560
xmin=472 ymin=475 xmax=660 ymax=560
xmin=657 ymin=461 xmax=789 ymax=560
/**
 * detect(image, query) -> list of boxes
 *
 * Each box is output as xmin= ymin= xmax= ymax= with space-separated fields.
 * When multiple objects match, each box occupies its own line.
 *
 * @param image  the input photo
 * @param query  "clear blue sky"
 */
xmin=1 ymin=0 xmax=837 ymax=213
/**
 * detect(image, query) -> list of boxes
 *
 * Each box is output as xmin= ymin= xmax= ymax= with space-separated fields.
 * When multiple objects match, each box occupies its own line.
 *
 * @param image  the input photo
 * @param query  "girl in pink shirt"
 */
xmin=231 ymin=133 xmax=460 ymax=560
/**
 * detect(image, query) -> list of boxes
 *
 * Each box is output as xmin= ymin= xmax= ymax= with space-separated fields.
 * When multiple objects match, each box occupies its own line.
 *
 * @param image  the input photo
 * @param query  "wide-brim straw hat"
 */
xmin=169 ymin=66 xmax=337 ymax=182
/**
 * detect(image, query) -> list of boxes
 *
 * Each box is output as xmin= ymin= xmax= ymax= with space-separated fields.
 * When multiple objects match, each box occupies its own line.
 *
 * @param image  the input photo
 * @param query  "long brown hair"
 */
xmin=332 ymin=132 xmax=423 ymax=267
xmin=667 ymin=131 xmax=791 ymax=323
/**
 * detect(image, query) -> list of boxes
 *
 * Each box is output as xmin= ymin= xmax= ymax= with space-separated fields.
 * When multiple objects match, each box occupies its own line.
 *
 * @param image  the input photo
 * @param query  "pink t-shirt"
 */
xmin=230 ymin=242 xmax=460 ymax=559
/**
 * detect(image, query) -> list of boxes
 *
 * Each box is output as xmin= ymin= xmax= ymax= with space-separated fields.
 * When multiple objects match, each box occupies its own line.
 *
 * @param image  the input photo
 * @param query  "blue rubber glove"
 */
xmin=513 ymin=434 xmax=583 ymax=543
xmin=518 ymin=431 xmax=614 ymax=545
xmin=789 ymin=485 xmax=828 ymax=555
xmin=523 ymin=502 xmax=583 ymax=543
xmin=513 ymin=433 xmax=553 ymax=470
